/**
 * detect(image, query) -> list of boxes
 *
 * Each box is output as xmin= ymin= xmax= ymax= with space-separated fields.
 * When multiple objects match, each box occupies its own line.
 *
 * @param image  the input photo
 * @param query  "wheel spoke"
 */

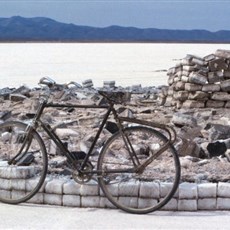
xmin=98 ymin=126 xmax=180 ymax=214
xmin=0 ymin=121 xmax=47 ymax=204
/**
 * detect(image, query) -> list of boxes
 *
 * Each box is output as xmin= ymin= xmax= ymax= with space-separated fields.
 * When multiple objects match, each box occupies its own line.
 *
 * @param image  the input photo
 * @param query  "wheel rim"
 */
xmin=98 ymin=127 xmax=180 ymax=214
xmin=0 ymin=121 xmax=47 ymax=204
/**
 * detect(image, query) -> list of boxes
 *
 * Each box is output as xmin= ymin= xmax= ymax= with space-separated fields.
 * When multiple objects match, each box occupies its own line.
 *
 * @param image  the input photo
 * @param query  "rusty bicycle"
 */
xmin=0 ymin=77 xmax=180 ymax=214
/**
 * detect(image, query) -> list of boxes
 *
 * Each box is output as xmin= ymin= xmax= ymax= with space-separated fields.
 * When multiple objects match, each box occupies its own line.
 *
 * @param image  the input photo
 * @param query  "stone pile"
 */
xmin=161 ymin=49 xmax=230 ymax=109
xmin=1 ymin=77 xmax=230 ymax=182
xmin=0 ymin=79 xmax=160 ymax=103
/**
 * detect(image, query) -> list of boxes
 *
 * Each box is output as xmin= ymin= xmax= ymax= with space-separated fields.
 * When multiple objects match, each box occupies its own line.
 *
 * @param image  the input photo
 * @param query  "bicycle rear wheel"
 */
xmin=0 ymin=121 xmax=48 ymax=204
xmin=98 ymin=126 xmax=180 ymax=214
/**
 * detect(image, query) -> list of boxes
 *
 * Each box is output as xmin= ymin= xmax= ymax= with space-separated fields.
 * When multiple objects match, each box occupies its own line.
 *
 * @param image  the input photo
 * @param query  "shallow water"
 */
xmin=0 ymin=43 xmax=229 ymax=88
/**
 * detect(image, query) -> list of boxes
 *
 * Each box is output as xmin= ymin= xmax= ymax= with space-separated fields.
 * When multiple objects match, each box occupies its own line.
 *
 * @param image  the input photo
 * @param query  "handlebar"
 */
xmin=38 ymin=77 xmax=56 ymax=103
xmin=37 ymin=77 xmax=130 ymax=105
xmin=39 ymin=77 xmax=56 ymax=88
xmin=38 ymin=77 xmax=84 ymax=103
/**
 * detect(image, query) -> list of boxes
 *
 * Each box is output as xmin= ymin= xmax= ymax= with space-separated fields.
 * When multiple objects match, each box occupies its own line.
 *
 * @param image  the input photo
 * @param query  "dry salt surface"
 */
xmin=0 ymin=203 xmax=230 ymax=230
xmin=1 ymin=43 xmax=230 ymax=88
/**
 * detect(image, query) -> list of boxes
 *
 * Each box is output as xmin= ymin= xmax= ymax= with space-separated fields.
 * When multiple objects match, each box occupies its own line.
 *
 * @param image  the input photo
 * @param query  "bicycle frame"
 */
xmin=0 ymin=77 xmax=181 ymax=213
xmin=28 ymin=98 xmax=137 ymax=176
xmin=21 ymin=92 xmax=176 ymax=177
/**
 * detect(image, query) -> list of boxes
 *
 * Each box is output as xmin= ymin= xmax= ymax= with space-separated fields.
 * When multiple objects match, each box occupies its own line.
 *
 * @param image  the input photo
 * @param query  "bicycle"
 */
xmin=0 ymin=77 xmax=180 ymax=214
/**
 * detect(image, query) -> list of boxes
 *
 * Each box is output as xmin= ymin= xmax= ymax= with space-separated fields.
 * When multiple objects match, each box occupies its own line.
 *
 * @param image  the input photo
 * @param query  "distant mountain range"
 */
xmin=0 ymin=16 xmax=230 ymax=42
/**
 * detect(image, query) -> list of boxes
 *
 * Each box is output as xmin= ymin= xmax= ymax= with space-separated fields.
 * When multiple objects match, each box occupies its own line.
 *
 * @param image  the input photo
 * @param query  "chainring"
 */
xmin=72 ymin=161 xmax=93 ymax=184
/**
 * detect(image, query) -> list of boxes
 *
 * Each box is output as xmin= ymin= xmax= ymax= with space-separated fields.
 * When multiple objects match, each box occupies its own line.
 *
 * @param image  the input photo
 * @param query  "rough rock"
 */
xmin=207 ymin=141 xmax=227 ymax=157
xmin=205 ymin=123 xmax=230 ymax=141
xmin=172 ymin=113 xmax=197 ymax=127
xmin=10 ymin=93 xmax=28 ymax=102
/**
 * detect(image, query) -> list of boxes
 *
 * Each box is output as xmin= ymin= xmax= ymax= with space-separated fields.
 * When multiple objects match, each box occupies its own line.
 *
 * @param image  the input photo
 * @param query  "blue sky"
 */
xmin=0 ymin=0 xmax=229 ymax=31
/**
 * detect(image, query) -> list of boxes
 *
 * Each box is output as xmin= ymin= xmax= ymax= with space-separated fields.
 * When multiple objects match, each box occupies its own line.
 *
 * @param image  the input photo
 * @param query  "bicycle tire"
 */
xmin=0 ymin=121 xmax=48 ymax=204
xmin=97 ymin=126 xmax=180 ymax=214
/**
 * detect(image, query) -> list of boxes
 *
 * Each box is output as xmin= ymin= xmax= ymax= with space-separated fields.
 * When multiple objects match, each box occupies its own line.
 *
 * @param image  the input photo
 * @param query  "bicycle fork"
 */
xmin=8 ymin=125 xmax=34 ymax=165
xmin=8 ymin=101 xmax=46 ymax=165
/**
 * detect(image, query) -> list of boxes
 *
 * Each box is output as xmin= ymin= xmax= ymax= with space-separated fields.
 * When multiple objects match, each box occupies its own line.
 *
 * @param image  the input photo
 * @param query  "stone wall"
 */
xmin=160 ymin=49 xmax=230 ymax=109
xmin=38 ymin=180 xmax=230 ymax=211
xmin=28 ymin=180 xmax=230 ymax=211
xmin=1 ymin=164 xmax=230 ymax=211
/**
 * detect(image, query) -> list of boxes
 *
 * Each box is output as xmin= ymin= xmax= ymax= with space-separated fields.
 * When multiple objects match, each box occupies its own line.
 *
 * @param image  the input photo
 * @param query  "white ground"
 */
xmin=0 ymin=203 xmax=230 ymax=230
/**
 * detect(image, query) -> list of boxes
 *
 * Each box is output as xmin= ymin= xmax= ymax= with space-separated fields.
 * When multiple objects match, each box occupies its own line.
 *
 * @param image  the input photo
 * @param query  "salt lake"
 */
xmin=0 ymin=43 xmax=229 ymax=88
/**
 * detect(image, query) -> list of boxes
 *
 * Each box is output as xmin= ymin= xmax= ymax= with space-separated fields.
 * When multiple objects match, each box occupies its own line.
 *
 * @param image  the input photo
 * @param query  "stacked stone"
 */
xmin=103 ymin=80 xmax=116 ymax=89
xmin=163 ymin=49 xmax=230 ymax=108
xmin=82 ymin=79 xmax=94 ymax=88
xmin=1 ymin=166 xmax=230 ymax=211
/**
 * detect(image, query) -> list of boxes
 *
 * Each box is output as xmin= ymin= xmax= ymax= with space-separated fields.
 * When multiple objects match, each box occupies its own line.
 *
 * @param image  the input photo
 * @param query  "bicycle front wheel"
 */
xmin=98 ymin=126 xmax=180 ymax=214
xmin=0 ymin=121 xmax=48 ymax=204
